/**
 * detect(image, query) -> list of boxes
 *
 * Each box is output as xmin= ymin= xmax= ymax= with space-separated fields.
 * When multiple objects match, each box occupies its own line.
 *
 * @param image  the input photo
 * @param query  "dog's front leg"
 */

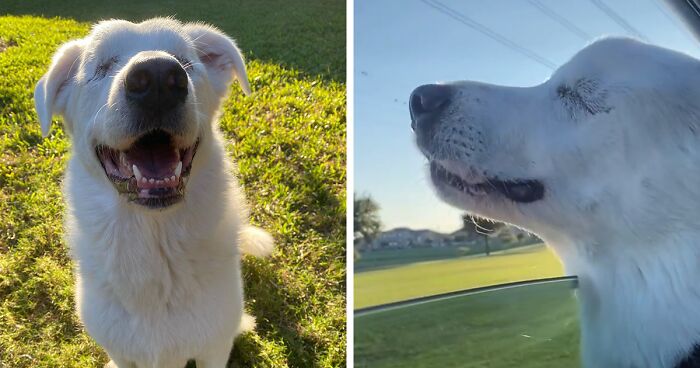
xmin=104 ymin=356 xmax=136 ymax=368
xmin=195 ymin=335 xmax=235 ymax=368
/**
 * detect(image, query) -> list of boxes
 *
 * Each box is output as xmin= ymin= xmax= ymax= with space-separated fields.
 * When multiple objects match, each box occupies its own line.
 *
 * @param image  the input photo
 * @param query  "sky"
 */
xmin=354 ymin=0 xmax=700 ymax=233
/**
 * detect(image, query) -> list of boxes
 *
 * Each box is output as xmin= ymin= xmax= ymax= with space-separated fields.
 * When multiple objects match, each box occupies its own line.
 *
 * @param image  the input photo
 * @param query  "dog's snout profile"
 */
xmin=125 ymin=55 xmax=188 ymax=112
xmin=409 ymin=83 xmax=452 ymax=130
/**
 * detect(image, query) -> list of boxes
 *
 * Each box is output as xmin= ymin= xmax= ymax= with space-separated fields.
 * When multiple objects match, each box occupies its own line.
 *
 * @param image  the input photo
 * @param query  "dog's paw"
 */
xmin=239 ymin=226 xmax=274 ymax=258
xmin=239 ymin=313 xmax=257 ymax=333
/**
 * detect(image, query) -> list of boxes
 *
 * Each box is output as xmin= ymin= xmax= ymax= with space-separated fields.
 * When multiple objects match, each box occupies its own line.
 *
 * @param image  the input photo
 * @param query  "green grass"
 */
xmin=355 ymin=240 xmax=542 ymax=272
xmin=0 ymin=8 xmax=345 ymax=368
xmin=356 ymin=246 xmax=478 ymax=272
xmin=355 ymin=280 xmax=580 ymax=368
xmin=355 ymin=244 xmax=564 ymax=308
xmin=0 ymin=0 xmax=345 ymax=82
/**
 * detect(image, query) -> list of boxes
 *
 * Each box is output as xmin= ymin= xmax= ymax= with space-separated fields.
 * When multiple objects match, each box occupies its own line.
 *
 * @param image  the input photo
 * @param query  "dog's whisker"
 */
xmin=92 ymin=102 xmax=109 ymax=128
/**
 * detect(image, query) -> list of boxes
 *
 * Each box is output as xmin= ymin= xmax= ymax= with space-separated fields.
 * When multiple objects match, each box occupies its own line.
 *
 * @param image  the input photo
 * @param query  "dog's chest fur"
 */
xmin=77 ymin=214 xmax=237 ymax=310
xmin=561 ymin=235 xmax=700 ymax=368
xmin=63 ymin=149 xmax=245 ymax=362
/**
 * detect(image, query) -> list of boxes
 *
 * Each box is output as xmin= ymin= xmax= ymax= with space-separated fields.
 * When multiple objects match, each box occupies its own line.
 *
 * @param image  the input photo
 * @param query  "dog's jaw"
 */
xmin=429 ymin=161 xmax=545 ymax=204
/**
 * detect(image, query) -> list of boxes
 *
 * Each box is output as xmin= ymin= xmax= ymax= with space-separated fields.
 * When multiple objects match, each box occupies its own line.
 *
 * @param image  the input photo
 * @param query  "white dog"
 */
xmin=411 ymin=37 xmax=700 ymax=368
xmin=34 ymin=18 xmax=274 ymax=368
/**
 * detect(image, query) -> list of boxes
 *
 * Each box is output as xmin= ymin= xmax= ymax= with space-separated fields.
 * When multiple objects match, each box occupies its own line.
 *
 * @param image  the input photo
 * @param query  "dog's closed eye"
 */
xmin=557 ymin=78 xmax=612 ymax=119
xmin=90 ymin=56 xmax=119 ymax=82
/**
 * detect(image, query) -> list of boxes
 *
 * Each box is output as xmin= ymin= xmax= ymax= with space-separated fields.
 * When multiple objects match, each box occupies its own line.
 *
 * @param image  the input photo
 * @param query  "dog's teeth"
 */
xmin=149 ymin=178 xmax=155 ymax=184
xmin=164 ymin=177 xmax=170 ymax=182
xmin=132 ymin=165 xmax=142 ymax=181
xmin=141 ymin=177 xmax=147 ymax=183
xmin=171 ymin=175 xmax=176 ymax=181
xmin=120 ymin=152 xmax=128 ymax=167
xmin=175 ymin=161 xmax=182 ymax=177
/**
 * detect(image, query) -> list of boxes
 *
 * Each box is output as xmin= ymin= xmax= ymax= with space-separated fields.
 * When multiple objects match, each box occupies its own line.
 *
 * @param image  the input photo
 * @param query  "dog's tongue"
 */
xmin=125 ymin=131 xmax=179 ymax=179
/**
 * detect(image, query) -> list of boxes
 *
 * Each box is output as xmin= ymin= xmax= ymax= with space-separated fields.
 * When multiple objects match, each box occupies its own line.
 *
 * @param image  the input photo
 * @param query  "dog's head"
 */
xmin=411 ymin=37 xmax=700 ymax=247
xmin=34 ymin=18 xmax=249 ymax=209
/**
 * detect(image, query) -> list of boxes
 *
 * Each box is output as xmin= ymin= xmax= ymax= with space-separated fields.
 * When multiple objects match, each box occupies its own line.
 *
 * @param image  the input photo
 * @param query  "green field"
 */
xmin=355 ymin=245 xmax=478 ymax=272
xmin=0 ymin=0 xmax=344 ymax=82
xmin=355 ymin=280 xmax=580 ymax=368
xmin=355 ymin=244 xmax=565 ymax=308
xmin=355 ymin=240 xmax=541 ymax=272
xmin=0 ymin=2 xmax=345 ymax=367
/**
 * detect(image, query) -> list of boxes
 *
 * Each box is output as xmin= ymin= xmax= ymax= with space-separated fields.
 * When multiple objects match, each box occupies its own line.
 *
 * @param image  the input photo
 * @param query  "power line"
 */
xmin=589 ymin=0 xmax=649 ymax=41
xmin=649 ymin=0 xmax=681 ymax=29
xmin=420 ymin=0 xmax=556 ymax=70
xmin=648 ymin=0 xmax=700 ymax=50
xmin=527 ymin=0 xmax=592 ymax=41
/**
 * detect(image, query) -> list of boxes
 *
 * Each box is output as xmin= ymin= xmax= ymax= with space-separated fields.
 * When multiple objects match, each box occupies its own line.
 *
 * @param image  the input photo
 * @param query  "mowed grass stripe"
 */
xmin=355 ymin=280 xmax=580 ymax=368
xmin=356 ymin=276 xmax=578 ymax=317
xmin=355 ymin=244 xmax=565 ymax=308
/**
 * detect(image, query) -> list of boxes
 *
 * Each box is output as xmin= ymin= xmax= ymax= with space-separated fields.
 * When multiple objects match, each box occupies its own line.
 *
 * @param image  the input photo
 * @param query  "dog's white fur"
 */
xmin=34 ymin=18 xmax=273 ymax=367
xmin=418 ymin=37 xmax=700 ymax=367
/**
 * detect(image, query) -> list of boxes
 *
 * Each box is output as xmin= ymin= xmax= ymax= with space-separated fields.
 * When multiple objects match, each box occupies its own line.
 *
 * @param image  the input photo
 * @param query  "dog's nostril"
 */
xmin=409 ymin=84 xmax=452 ymax=120
xmin=409 ymin=84 xmax=453 ymax=133
xmin=410 ymin=93 xmax=423 ymax=116
xmin=166 ymin=66 xmax=188 ymax=91
xmin=125 ymin=57 xmax=188 ymax=111
xmin=125 ymin=69 xmax=151 ymax=95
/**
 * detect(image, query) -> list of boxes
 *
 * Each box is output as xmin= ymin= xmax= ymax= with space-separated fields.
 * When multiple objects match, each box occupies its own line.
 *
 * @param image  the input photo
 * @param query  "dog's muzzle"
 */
xmin=94 ymin=55 xmax=200 ymax=209
xmin=96 ymin=130 xmax=199 ymax=209
xmin=409 ymin=85 xmax=546 ymax=204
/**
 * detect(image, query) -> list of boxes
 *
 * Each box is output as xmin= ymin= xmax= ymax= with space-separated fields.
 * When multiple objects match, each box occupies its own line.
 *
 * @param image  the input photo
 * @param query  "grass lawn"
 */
xmin=0 ymin=2 xmax=345 ymax=367
xmin=0 ymin=0 xmax=345 ymax=82
xmin=355 ymin=280 xmax=580 ymax=368
xmin=355 ymin=240 xmax=542 ymax=272
xmin=355 ymin=244 xmax=565 ymax=308
xmin=355 ymin=246 xmax=478 ymax=272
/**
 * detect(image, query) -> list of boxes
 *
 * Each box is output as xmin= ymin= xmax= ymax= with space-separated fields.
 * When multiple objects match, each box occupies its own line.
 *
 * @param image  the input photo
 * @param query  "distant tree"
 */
xmin=354 ymin=194 xmax=382 ymax=252
xmin=461 ymin=214 xmax=504 ymax=256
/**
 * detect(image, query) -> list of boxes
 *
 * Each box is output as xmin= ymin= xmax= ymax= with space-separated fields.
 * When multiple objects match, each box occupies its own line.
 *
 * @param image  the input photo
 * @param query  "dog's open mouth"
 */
xmin=430 ymin=162 xmax=544 ymax=203
xmin=96 ymin=130 xmax=199 ymax=208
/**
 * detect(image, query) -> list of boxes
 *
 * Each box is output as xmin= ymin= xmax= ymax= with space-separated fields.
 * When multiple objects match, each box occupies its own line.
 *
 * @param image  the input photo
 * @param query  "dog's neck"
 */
xmin=552 ymin=233 xmax=700 ymax=368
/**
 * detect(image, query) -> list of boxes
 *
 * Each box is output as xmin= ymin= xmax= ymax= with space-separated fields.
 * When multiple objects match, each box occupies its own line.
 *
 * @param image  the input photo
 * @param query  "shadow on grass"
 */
xmin=228 ymin=158 xmax=345 ymax=367
xmin=228 ymin=260 xmax=328 ymax=367
xmin=0 ymin=0 xmax=346 ymax=83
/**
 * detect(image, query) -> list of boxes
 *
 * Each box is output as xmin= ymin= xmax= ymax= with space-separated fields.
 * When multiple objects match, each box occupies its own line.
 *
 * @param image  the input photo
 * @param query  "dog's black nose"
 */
xmin=125 ymin=57 xmax=188 ymax=112
xmin=409 ymin=84 xmax=452 ymax=130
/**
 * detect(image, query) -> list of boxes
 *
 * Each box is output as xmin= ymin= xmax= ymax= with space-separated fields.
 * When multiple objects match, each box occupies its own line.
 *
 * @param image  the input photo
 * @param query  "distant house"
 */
xmin=371 ymin=228 xmax=450 ymax=250
xmin=368 ymin=226 xmax=539 ymax=251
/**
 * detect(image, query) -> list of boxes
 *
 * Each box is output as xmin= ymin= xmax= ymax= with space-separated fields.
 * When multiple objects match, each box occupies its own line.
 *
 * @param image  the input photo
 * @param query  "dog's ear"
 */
xmin=34 ymin=39 xmax=85 ymax=137
xmin=184 ymin=23 xmax=251 ymax=96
